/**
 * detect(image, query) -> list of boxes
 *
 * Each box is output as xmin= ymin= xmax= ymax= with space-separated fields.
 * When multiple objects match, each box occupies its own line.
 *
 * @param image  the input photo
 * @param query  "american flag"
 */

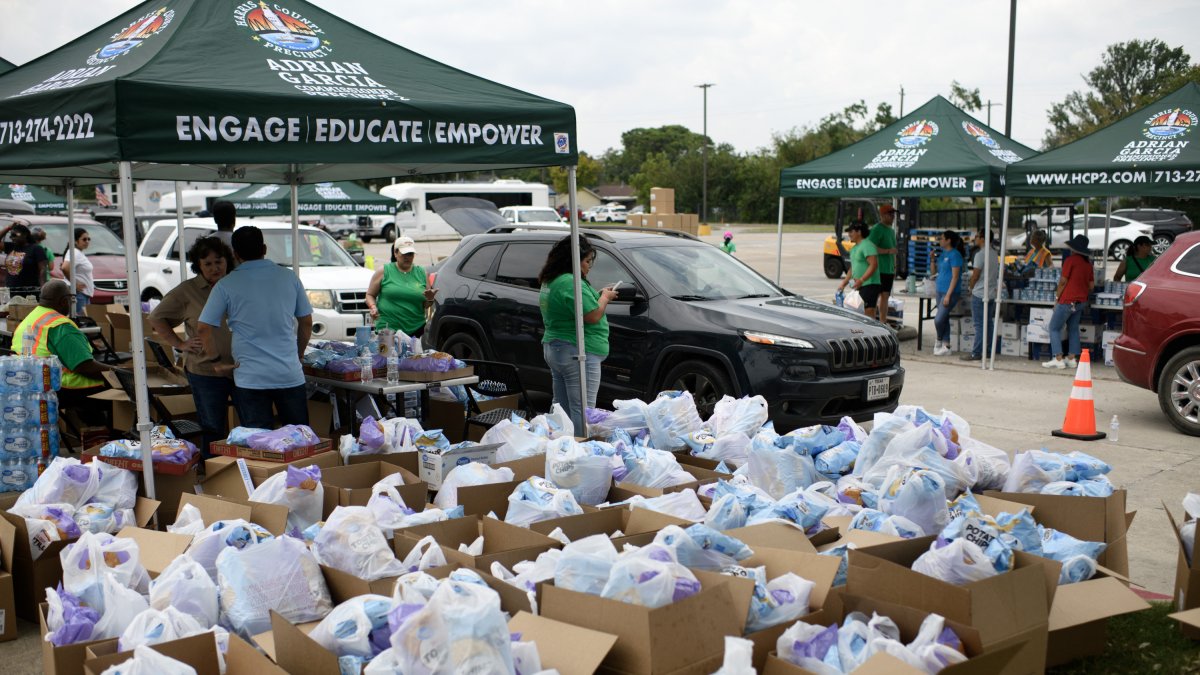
xmin=95 ymin=184 xmax=112 ymax=207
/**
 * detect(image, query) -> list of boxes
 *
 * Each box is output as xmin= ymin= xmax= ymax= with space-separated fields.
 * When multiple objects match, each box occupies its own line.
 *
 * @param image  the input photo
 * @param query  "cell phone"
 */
xmin=611 ymin=281 xmax=623 ymax=291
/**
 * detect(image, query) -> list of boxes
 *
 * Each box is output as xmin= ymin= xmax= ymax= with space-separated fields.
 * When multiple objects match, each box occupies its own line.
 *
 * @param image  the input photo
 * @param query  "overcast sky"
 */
xmin=4 ymin=0 xmax=1199 ymax=156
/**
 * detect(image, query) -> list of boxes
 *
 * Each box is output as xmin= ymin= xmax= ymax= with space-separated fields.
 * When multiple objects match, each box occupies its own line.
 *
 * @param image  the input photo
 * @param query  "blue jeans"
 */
xmin=934 ymin=293 xmax=959 ymax=342
xmin=544 ymin=339 xmax=604 ymax=430
xmin=186 ymin=370 xmax=237 ymax=458
xmin=75 ymin=293 xmax=90 ymax=315
xmin=971 ymin=296 xmax=996 ymax=358
xmin=1048 ymin=302 xmax=1084 ymax=358
xmin=235 ymin=384 xmax=309 ymax=430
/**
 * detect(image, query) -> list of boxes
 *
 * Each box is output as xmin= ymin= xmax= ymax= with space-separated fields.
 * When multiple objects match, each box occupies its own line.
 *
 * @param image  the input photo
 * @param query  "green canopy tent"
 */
xmin=0 ymin=183 xmax=67 ymax=212
xmin=0 ymin=0 xmax=589 ymax=495
xmin=778 ymin=96 xmax=1037 ymax=369
xmin=222 ymin=181 xmax=396 ymax=217
xmin=0 ymin=58 xmax=15 ymax=75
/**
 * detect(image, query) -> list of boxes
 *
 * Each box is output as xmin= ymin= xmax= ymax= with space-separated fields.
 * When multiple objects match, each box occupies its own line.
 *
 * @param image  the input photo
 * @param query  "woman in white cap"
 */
xmin=1043 ymin=234 xmax=1094 ymax=370
xmin=365 ymin=235 xmax=436 ymax=337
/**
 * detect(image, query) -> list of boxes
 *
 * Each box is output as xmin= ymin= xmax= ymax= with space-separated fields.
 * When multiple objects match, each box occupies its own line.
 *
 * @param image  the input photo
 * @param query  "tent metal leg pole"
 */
xmin=65 ymin=180 xmax=76 ymax=319
xmin=290 ymin=165 xmax=301 ymax=274
xmin=568 ymin=166 xmax=587 ymax=433
xmin=990 ymin=197 xmax=1010 ymax=370
xmin=775 ymin=198 xmax=784 ymax=285
xmin=119 ymin=161 xmax=156 ymax=500
xmin=175 ymin=181 xmax=187 ymax=278
xmin=1102 ymin=197 xmax=1112 ymax=281
xmin=981 ymin=198 xmax=990 ymax=370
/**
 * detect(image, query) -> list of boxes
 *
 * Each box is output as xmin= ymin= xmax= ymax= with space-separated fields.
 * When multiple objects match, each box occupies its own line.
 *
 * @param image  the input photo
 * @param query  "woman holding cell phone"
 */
xmin=537 ymin=235 xmax=618 ymax=429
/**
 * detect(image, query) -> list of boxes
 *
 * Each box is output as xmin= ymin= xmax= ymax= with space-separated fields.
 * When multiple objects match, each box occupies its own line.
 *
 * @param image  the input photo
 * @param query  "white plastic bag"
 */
xmin=908 ymin=612 xmax=969 ymax=672
xmin=433 ymin=463 xmax=515 ymax=509
xmin=216 ymin=535 xmax=333 ymax=637
xmin=61 ymin=532 xmax=150 ymax=610
xmin=505 ymin=477 xmax=584 ymax=527
xmin=92 ymin=574 xmax=151 ymax=641
xmin=92 ymin=464 xmax=138 ymax=510
xmin=388 ymin=574 xmax=514 ymax=674
xmin=99 ymin=644 xmax=197 ymax=675
xmin=958 ymin=436 xmax=1011 ymax=491
xmin=1002 ymin=450 xmax=1069 ymax=494
xmin=530 ymin=403 xmax=575 ymax=439
xmin=600 ymin=544 xmax=700 ymax=608
xmin=912 ymin=538 xmax=1000 ymax=585
xmin=853 ymin=413 xmax=915 ymax=478
xmin=554 ymin=534 xmax=619 ymax=595
xmin=645 ymin=391 xmax=704 ymax=451
xmin=692 ymin=433 xmax=751 ymax=468
xmin=590 ymin=398 xmax=650 ymax=438
xmin=706 ymin=395 xmax=769 ymax=439
xmin=150 ymin=555 xmax=220 ymax=628
xmin=315 ymin=506 xmax=408 ymax=581
xmin=1182 ymin=492 xmax=1200 ymax=565
xmin=742 ymin=437 xmax=822 ymax=499
xmin=15 ymin=456 xmax=101 ymax=509
xmin=483 ymin=419 xmax=548 ymax=462
xmin=117 ymin=606 xmax=206 ymax=652
xmin=625 ymin=488 xmax=707 ymax=522
xmin=399 ymin=535 xmax=448 ymax=573
xmin=711 ymin=636 xmax=756 ymax=675
xmin=248 ymin=465 xmax=323 ymax=534
xmin=620 ymin=446 xmax=694 ymax=489
xmin=307 ymin=594 xmax=395 ymax=660
xmin=545 ymin=437 xmax=616 ymax=506
xmin=877 ymin=466 xmax=950 ymax=538
xmin=167 ymin=504 xmax=206 ymax=536
xmin=861 ymin=423 xmax=971 ymax=498
xmin=189 ymin=519 xmax=274 ymax=581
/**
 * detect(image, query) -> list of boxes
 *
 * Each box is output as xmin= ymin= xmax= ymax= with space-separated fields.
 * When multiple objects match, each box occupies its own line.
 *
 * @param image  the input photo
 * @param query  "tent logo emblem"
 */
xmin=1142 ymin=108 xmax=1194 ymax=140
xmin=894 ymin=120 xmax=938 ymax=148
xmin=554 ymin=133 xmax=571 ymax=154
xmin=962 ymin=122 xmax=999 ymax=149
xmin=237 ymin=2 xmax=330 ymax=57
xmin=88 ymin=7 xmax=174 ymax=66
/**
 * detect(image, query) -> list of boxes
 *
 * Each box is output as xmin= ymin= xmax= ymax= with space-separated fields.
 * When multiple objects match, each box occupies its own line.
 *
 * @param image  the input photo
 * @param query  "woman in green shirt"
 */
xmin=838 ymin=222 xmax=881 ymax=320
xmin=538 ymin=235 xmax=618 ymax=428
xmin=1112 ymin=236 xmax=1156 ymax=282
xmin=366 ymin=236 xmax=437 ymax=337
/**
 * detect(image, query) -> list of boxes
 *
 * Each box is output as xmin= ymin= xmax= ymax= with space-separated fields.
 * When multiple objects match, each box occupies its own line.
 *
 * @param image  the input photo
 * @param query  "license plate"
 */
xmin=866 ymin=376 xmax=889 ymax=401
xmin=114 ymin=294 xmax=130 ymax=307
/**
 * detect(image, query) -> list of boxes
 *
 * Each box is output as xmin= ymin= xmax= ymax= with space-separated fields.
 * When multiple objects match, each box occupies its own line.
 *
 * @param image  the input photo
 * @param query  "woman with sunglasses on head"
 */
xmin=366 ymin=235 xmax=436 ymax=338
xmin=59 ymin=228 xmax=93 ymax=314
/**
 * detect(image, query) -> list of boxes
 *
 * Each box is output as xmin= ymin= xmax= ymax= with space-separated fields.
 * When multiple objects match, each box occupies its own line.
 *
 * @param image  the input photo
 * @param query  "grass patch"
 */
xmin=735 ymin=224 xmax=832 ymax=234
xmin=1048 ymin=602 xmax=1200 ymax=674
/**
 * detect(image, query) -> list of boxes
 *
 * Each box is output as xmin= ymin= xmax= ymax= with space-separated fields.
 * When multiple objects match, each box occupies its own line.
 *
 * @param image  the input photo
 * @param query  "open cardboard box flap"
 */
xmin=728 ymin=522 xmax=819 ymax=554
xmin=83 ymin=633 xmax=220 ymax=675
xmin=0 ymin=512 xmax=16 ymax=573
xmin=1169 ymin=606 xmax=1200 ymax=630
xmin=737 ymin=547 xmax=841 ymax=610
xmin=397 ymin=515 xmax=560 ymax=570
xmin=115 ymin=526 xmax=193 ymax=578
xmin=1163 ymin=500 xmax=1198 ymax=572
xmin=494 ymin=454 xmax=548 ymax=482
xmin=267 ymin=612 xmax=324 ymax=673
xmin=178 ymin=491 xmax=289 ymax=536
xmin=509 ymin=611 xmax=617 ymax=675
xmin=1047 ymin=575 xmax=1150 ymax=632
xmin=319 ymin=461 xmax=426 ymax=516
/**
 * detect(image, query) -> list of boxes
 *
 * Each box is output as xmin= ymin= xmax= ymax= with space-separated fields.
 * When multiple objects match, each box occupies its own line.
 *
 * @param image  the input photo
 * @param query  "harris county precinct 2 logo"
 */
xmin=554 ymin=133 xmax=571 ymax=154
xmin=86 ymin=7 xmax=174 ymax=66
xmin=1142 ymin=108 xmax=1195 ymax=140
xmin=962 ymin=122 xmax=1000 ymax=149
xmin=235 ymin=2 xmax=331 ymax=58
xmin=894 ymin=120 xmax=938 ymax=148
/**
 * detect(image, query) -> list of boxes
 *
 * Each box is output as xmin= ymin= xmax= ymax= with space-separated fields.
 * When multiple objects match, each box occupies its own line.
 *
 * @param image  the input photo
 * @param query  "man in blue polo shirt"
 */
xmin=199 ymin=226 xmax=313 ymax=428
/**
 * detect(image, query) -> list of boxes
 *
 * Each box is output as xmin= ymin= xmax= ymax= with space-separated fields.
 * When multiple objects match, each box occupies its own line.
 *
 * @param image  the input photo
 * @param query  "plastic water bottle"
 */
xmin=38 ymin=424 xmax=59 ymax=461
xmin=2 ymin=393 xmax=31 ymax=427
xmin=360 ymin=358 xmax=373 ymax=384
xmin=1109 ymin=415 xmax=1119 ymax=443
xmin=387 ymin=354 xmax=399 ymax=385
xmin=37 ymin=392 xmax=59 ymax=427
xmin=834 ymin=290 xmax=845 ymax=307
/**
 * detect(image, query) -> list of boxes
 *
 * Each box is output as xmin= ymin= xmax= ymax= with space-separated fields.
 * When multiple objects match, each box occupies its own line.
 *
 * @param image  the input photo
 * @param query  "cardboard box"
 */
xmin=1044 ymin=571 xmax=1149 ymax=666
xmin=509 ymin=611 xmax=618 ymax=675
xmin=1028 ymin=307 xmax=1053 ymax=327
xmin=650 ymin=187 xmax=675 ymax=215
xmin=1165 ymin=501 xmax=1200 ymax=639
xmin=627 ymin=213 xmax=645 ymax=228
xmin=612 ymin=463 xmax=722 ymax=499
xmin=319 ymin=462 xmax=426 ymax=515
xmin=345 ymin=449 xmax=419 ymax=473
xmin=202 ymin=450 xmax=340 ymax=490
xmin=530 ymin=507 xmax=692 ymax=549
xmin=115 ymin=526 xmax=193 ymax=578
xmin=649 ymin=214 xmax=682 ymax=231
xmin=6 ymin=302 xmax=35 ymax=323
xmin=82 ymin=632 xmax=285 ymax=675
xmin=397 ymin=515 xmax=560 ymax=570
xmin=2 ymin=497 xmax=157 ymax=621
xmin=541 ymin=573 xmax=739 ymax=675
xmin=984 ymin=489 xmax=1134 ymax=576
xmin=418 ymin=442 xmax=500 ymax=489
xmin=762 ymin=593 xmax=1023 ymax=675
xmin=1000 ymin=322 xmax=1021 ymax=340
xmin=394 ymin=365 xmax=473 ymax=382
xmin=846 ymin=536 xmax=1055 ymax=675
xmin=424 ymin=394 xmax=519 ymax=444
xmin=209 ymin=438 xmax=332 ymax=463
xmin=40 ymin=602 xmax=113 ymax=675
xmin=0 ymin=514 xmax=16 ymax=642
xmin=1079 ymin=323 xmax=1099 ymax=343
xmin=1025 ymin=323 xmax=1050 ymax=344
xmin=177 ymin=492 xmax=289 ymax=536
xmin=81 ymin=446 xmax=199 ymax=476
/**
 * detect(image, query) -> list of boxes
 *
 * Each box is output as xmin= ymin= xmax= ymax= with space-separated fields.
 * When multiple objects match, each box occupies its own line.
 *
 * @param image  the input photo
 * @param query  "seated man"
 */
xmin=1006 ymin=228 xmax=1054 ymax=293
xmin=11 ymin=280 xmax=112 ymax=426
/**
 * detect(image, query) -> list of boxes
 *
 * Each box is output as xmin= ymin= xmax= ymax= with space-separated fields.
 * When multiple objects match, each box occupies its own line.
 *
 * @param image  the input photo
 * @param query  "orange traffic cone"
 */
xmin=1052 ymin=349 xmax=1107 ymax=441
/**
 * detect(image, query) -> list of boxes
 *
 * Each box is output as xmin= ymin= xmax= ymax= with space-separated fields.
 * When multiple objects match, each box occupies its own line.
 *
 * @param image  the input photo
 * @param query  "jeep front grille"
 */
xmin=336 ymin=290 xmax=369 ymax=313
xmin=827 ymin=334 xmax=898 ymax=371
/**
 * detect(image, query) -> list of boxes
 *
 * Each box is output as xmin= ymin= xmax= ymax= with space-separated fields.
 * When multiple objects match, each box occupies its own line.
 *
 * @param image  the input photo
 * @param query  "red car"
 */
xmin=0 ymin=214 xmax=131 ymax=304
xmin=1113 ymin=230 xmax=1200 ymax=436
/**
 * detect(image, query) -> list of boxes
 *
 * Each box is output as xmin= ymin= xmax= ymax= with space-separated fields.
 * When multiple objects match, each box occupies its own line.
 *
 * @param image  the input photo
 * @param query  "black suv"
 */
xmin=1113 ymin=208 xmax=1194 ymax=256
xmin=425 ymin=226 xmax=903 ymax=430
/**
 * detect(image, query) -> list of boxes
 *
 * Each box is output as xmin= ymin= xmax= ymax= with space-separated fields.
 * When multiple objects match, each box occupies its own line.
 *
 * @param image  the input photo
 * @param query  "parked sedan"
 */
xmin=1008 ymin=214 xmax=1153 ymax=260
xmin=1113 ymin=231 xmax=1200 ymax=436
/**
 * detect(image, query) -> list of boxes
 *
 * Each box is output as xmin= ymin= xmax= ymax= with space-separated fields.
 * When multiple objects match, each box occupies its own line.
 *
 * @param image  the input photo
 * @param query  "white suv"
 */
xmin=137 ymin=219 xmax=375 ymax=341
xmin=498 ymin=206 xmax=566 ymax=226
xmin=588 ymin=205 xmax=627 ymax=222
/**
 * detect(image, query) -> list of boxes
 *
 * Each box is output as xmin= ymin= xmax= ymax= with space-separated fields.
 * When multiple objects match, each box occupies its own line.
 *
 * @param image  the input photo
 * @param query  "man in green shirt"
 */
xmin=839 ymin=223 xmax=881 ymax=320
xmin=867 ymin=204 xmax=898 ymax=323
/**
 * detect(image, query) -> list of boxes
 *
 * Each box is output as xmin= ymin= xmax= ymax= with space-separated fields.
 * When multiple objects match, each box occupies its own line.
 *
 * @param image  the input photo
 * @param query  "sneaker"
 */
xmin=960 ymin=353 xmax=982 ymax=361
xmin=1042 ymin=358 xmax=1065 ymax=369
xmin=932 ymin=344 xmax=948 ymax=356
xmin=1064 ymin=356 xmax=1078 ymax=369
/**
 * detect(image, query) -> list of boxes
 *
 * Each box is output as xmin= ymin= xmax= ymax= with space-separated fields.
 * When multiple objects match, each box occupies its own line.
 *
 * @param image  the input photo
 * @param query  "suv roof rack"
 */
xmin=483 ymin=223 xmax=701 ymax=243
xmin=583 ymin=224 xmax=700 ymax=241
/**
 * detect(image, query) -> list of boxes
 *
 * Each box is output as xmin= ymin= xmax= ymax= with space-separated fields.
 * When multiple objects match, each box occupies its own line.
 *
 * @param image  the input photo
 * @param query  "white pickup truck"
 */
xmin=1025 ymin=206 xmax=1073 ymax=229
xmin=137 ymin=219 xmax=374 ymax=342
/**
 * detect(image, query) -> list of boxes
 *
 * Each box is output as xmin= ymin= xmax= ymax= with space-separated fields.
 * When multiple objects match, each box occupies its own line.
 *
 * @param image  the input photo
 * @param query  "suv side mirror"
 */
xmin=615 ymin=285 xmax=643 ymax=303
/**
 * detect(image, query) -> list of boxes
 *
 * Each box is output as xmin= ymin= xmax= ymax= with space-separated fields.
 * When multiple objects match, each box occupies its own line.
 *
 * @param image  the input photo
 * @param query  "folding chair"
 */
xmin=111 ymin=368 xmax=201 ymax=441
xmin=145 ymin=337 xmax=178 ymax=371
xmin=461 ymin=360 xmax=534 ymax=441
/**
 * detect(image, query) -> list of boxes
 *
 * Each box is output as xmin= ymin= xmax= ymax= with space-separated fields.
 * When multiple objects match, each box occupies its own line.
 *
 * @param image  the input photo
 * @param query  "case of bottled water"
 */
xmin=0 ymin=352 xmax=62 ymax=490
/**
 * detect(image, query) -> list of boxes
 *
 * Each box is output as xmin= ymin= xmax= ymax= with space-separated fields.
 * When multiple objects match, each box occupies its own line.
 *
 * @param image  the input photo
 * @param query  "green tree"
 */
xmin=948 ymin=80 xmax=982 ymax=112
xmin=548 ymin=152 xmax=601 ymax=195
xmin=1043 ymin=39 xmax=1192 ymax=148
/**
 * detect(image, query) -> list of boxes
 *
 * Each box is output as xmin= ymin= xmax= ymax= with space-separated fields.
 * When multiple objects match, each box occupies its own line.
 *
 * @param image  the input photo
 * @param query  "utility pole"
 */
xmin=899 ymin=85 xmax=905 ymax=117
xmin=1005 ymin=0 xmax=1016 ymax=135
xmin=696 ymin=83 xmax=715 ymax=223
xmin=985 ymin=100 xmax=1004 ymax=126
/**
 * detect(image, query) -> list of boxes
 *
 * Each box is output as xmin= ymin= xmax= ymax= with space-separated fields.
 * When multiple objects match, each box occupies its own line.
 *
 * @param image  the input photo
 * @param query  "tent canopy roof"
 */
xmin=0 ymin=183 xmax=67 ymax=212
xmin=779 ymin=96 xmax=1037 ymax=199
xmin=0 ymin=0 xmax=577 ymax=185
xmin=1006 ymin=82 xmax=1200 ymax=197
xmin=221 ymin=180 xmax=395 ymax=216
xmin=0 ymin=57 xmax=14 ymax=75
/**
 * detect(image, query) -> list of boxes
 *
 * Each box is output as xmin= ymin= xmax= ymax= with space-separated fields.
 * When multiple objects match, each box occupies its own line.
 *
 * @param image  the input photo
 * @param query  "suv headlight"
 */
xmin=742 ymin=331 xmax=815 ymax=349
xmin=307 ymin=289 xmax=335 ymax=310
